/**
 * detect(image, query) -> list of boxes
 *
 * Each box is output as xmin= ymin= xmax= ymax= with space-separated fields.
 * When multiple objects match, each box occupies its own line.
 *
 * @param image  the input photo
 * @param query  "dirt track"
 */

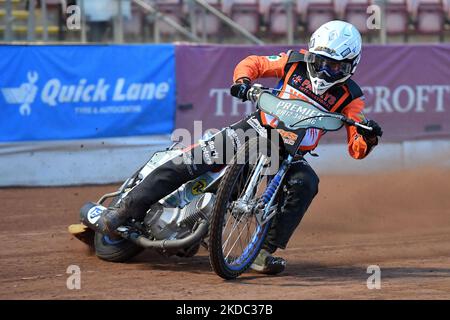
xmin=1 ymin=168 xmax=449 ymax=299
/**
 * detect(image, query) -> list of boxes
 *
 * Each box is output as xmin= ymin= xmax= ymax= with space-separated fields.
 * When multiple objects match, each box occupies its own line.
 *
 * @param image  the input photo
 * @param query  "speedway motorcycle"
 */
xmin=69 ymin=85 xmax=372 ymax=279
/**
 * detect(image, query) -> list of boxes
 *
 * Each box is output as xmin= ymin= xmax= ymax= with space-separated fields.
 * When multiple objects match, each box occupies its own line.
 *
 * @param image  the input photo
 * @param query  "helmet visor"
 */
xmin=308 ymin=53 xmax=353 ymax=83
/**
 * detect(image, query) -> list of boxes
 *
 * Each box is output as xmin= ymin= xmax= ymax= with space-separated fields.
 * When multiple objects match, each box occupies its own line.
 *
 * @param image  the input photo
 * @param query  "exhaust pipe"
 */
xmin=80 ymin=201 xmax=209 ymax=251
xmin=125 ymin=220 xmax=209 ymax=251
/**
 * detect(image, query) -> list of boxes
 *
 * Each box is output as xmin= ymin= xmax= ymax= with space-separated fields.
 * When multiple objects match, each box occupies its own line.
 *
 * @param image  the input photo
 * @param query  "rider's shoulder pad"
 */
xmin=287 ymin=50 xmax=307 ymax=64
xmin=344 ymin=78 xmax=364 ymax=100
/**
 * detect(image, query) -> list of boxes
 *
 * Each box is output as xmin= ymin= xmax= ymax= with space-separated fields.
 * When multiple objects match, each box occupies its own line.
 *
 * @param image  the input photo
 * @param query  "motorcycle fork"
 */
xmin=255 ymin=154 xmax=293 ymax=226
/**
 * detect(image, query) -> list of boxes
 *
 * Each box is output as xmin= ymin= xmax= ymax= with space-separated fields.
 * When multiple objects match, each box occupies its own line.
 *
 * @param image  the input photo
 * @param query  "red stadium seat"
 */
xmin=223 ymin=0 xmax=260 ymax=35
xmin=384 ymin=0 xmax=410 ymax=36
xmin=295 ymin=0 xmax=310 ymax=26
xmin=189 ymin=0 xmax=222 ymax=37
xmin=259 ymin=0 xmax=272 ymax=25
xmin=267 ymin=0 xmax=298 ymax=36
xmin=445 ymin=0 xmax=450 ymax=20
xmin=153 ymin=0 xmax=184 ymax=36
xmin=124 ymin=2 xmax=144 ymax=40
xmin=305 ymin=0 xmax=336 ymax=35
xmin=415 ymin=0 xmax=445 ymax=35
xmin=342 ymin=0 xmax=372 ymax=35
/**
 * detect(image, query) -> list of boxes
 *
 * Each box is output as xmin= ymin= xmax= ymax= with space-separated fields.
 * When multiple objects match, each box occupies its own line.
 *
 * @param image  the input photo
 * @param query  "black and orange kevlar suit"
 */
xmin=106 ymin=50 xmax=379 ymax=253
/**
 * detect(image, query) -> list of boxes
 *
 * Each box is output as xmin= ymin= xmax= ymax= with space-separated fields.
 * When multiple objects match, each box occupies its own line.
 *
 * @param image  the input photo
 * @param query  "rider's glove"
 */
xmin=230 ymin=77 xmax=251 ymax=102
xmin=357 ymin=119 xmax=383 ymax=139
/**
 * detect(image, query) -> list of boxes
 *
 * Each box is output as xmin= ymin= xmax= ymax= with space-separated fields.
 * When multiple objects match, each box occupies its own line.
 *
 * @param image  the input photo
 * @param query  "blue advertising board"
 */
xmin=0 ymin=44 xmax=176 ymax=141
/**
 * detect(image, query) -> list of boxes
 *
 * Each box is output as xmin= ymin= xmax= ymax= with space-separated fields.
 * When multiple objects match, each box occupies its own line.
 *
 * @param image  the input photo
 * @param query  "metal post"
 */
xmin=79 ymin=0 xmax=87 ymax=43
xmin=41 ymin=0 xmax=49 ymax=42
xmin=193 ymin=0 xmax=264 ymax=45
xmin=188 ymin=0 xmax=197 ymax=37
xmin=114 ymin=0 xmax=124 ymax=43
xmin=201 ymin=5 xmax=207 ymax=43
xmin=377 ymin=0 xmax=387 ymax=44
xmin=285 ymin=0 xmax=294 ymax=45
xmin=4 ymin=0 xmax=13 ymax=41
xmin=154 ymin=13 xmax=160 ymax=43
xmin=27 ymin=0 xmax=36 ymax=42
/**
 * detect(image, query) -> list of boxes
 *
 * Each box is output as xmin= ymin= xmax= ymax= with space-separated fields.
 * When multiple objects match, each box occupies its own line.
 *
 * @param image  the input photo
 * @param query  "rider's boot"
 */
xmin=250 ymin=160 xmax=319 ymax=275
xmin=250 ymin=249 xmax=286 ymax=275
xmin=95 ymin=200 xmax=133 ymax=235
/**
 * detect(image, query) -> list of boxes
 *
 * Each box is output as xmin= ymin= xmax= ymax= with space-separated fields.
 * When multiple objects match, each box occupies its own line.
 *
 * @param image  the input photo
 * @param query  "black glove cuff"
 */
xmin=235 ymin=77 xmax=251 ymax=85
xmin=364 ymin=135 xmax=378 ymax=146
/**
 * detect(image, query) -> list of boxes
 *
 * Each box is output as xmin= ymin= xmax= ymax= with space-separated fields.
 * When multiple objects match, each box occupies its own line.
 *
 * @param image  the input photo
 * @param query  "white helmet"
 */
xmin=306 ymin=20 xmax=362 ymax=95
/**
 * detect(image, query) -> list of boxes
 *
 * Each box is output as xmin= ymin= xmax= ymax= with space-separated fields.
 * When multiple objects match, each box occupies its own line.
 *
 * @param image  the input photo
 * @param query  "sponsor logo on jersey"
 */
xmin=246 ymin=116 xmax=267 ymax=138
xmin=267 ymin=55 xmax=282 ymax=61
xmin=277 ymin=129 xmax=298 ymax=146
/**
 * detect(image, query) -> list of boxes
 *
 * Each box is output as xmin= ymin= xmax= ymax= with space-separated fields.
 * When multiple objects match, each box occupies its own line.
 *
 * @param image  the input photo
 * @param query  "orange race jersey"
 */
xmin=233 ymin=50 xmax=377 ymax=159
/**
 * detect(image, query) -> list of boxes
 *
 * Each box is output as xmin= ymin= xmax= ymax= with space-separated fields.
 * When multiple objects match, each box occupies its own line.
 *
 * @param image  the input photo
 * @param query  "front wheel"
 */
xmin=93 ymin=196 xmax=143 ymax=262
xmin=94 ymin=232 xmax=143 ymax=262
xmin=209 ymin=137 xmax=276 ymax=279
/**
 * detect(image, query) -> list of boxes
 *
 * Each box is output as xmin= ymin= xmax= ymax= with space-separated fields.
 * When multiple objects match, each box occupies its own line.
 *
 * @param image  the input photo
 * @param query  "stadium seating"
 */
xmin=124 ymin=1 xmax=145 ymax=41
xmin=304 ymin=1 xmax=336 ymax=35
xmin=266 ymin=0 xmax=297 ymax=37
xmin=341 ymin=0 xmax=372 ymax=36
xmin=415 ymin=0 xmax=445 ymax=37
xmin=152 ymin=0 xmax=184 ymax=36
xmin=0 ymin=0 xmax=60 ymax=41
xmin=1 ymin=0 xmax=448 ymax=43
xmin=184 ymin=0 xmax=222 ymax=38
xmin=445 ymin=0 xmax=450 ymax=21
xmin=383 ymin=0 xmax=410 ymax=38
xmin=222 ymin=0 xmax=260 ymax=35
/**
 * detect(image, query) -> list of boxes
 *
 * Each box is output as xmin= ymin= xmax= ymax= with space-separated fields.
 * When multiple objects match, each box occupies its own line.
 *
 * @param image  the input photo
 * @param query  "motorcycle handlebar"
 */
xmin=249 ymin=84 xmax=373 ymax=131
xmin=342 ymin=117 xmax=373 ymax=131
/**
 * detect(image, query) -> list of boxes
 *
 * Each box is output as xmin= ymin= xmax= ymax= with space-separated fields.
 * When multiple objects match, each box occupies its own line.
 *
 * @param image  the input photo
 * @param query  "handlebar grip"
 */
xmin=356 ymin=123 xmax=373 ymax=131
xmin=343 ymin=117 xmax=355 ymax=125
xmin=342 ymin=117 xmax=373 ymax=131
xmin=247 ymin=85 xmax=264 ymax=103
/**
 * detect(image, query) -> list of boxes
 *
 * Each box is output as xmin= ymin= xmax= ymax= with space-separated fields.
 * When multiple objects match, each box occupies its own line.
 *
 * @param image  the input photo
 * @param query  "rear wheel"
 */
xmin=209 ymin=137 xmax=276 ymax=279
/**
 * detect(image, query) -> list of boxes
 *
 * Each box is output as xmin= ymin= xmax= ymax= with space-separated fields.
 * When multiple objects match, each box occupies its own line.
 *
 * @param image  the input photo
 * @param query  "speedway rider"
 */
xmin=96 ymin=21 xmax=383 ymax=275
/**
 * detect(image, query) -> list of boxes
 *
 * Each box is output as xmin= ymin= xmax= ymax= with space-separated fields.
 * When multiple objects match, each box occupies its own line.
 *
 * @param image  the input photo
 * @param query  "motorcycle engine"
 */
xmin=144 ymin=193 xmax=215 ymax=240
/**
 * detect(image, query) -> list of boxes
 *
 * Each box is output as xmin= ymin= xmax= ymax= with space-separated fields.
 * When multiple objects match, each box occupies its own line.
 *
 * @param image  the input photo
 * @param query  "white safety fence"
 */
xmin=310 ymin=139 xmax=450 ymax=175
xmin=1 ymin=137 xmax=449 ymax=187
xmin=0 ymin=135 xmax=171 ymax=186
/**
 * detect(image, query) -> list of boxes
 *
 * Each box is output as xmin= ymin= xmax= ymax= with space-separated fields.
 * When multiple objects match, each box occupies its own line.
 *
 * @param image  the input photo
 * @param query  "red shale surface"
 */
xmin=1 ymin=168 xmax=449 ymax=299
